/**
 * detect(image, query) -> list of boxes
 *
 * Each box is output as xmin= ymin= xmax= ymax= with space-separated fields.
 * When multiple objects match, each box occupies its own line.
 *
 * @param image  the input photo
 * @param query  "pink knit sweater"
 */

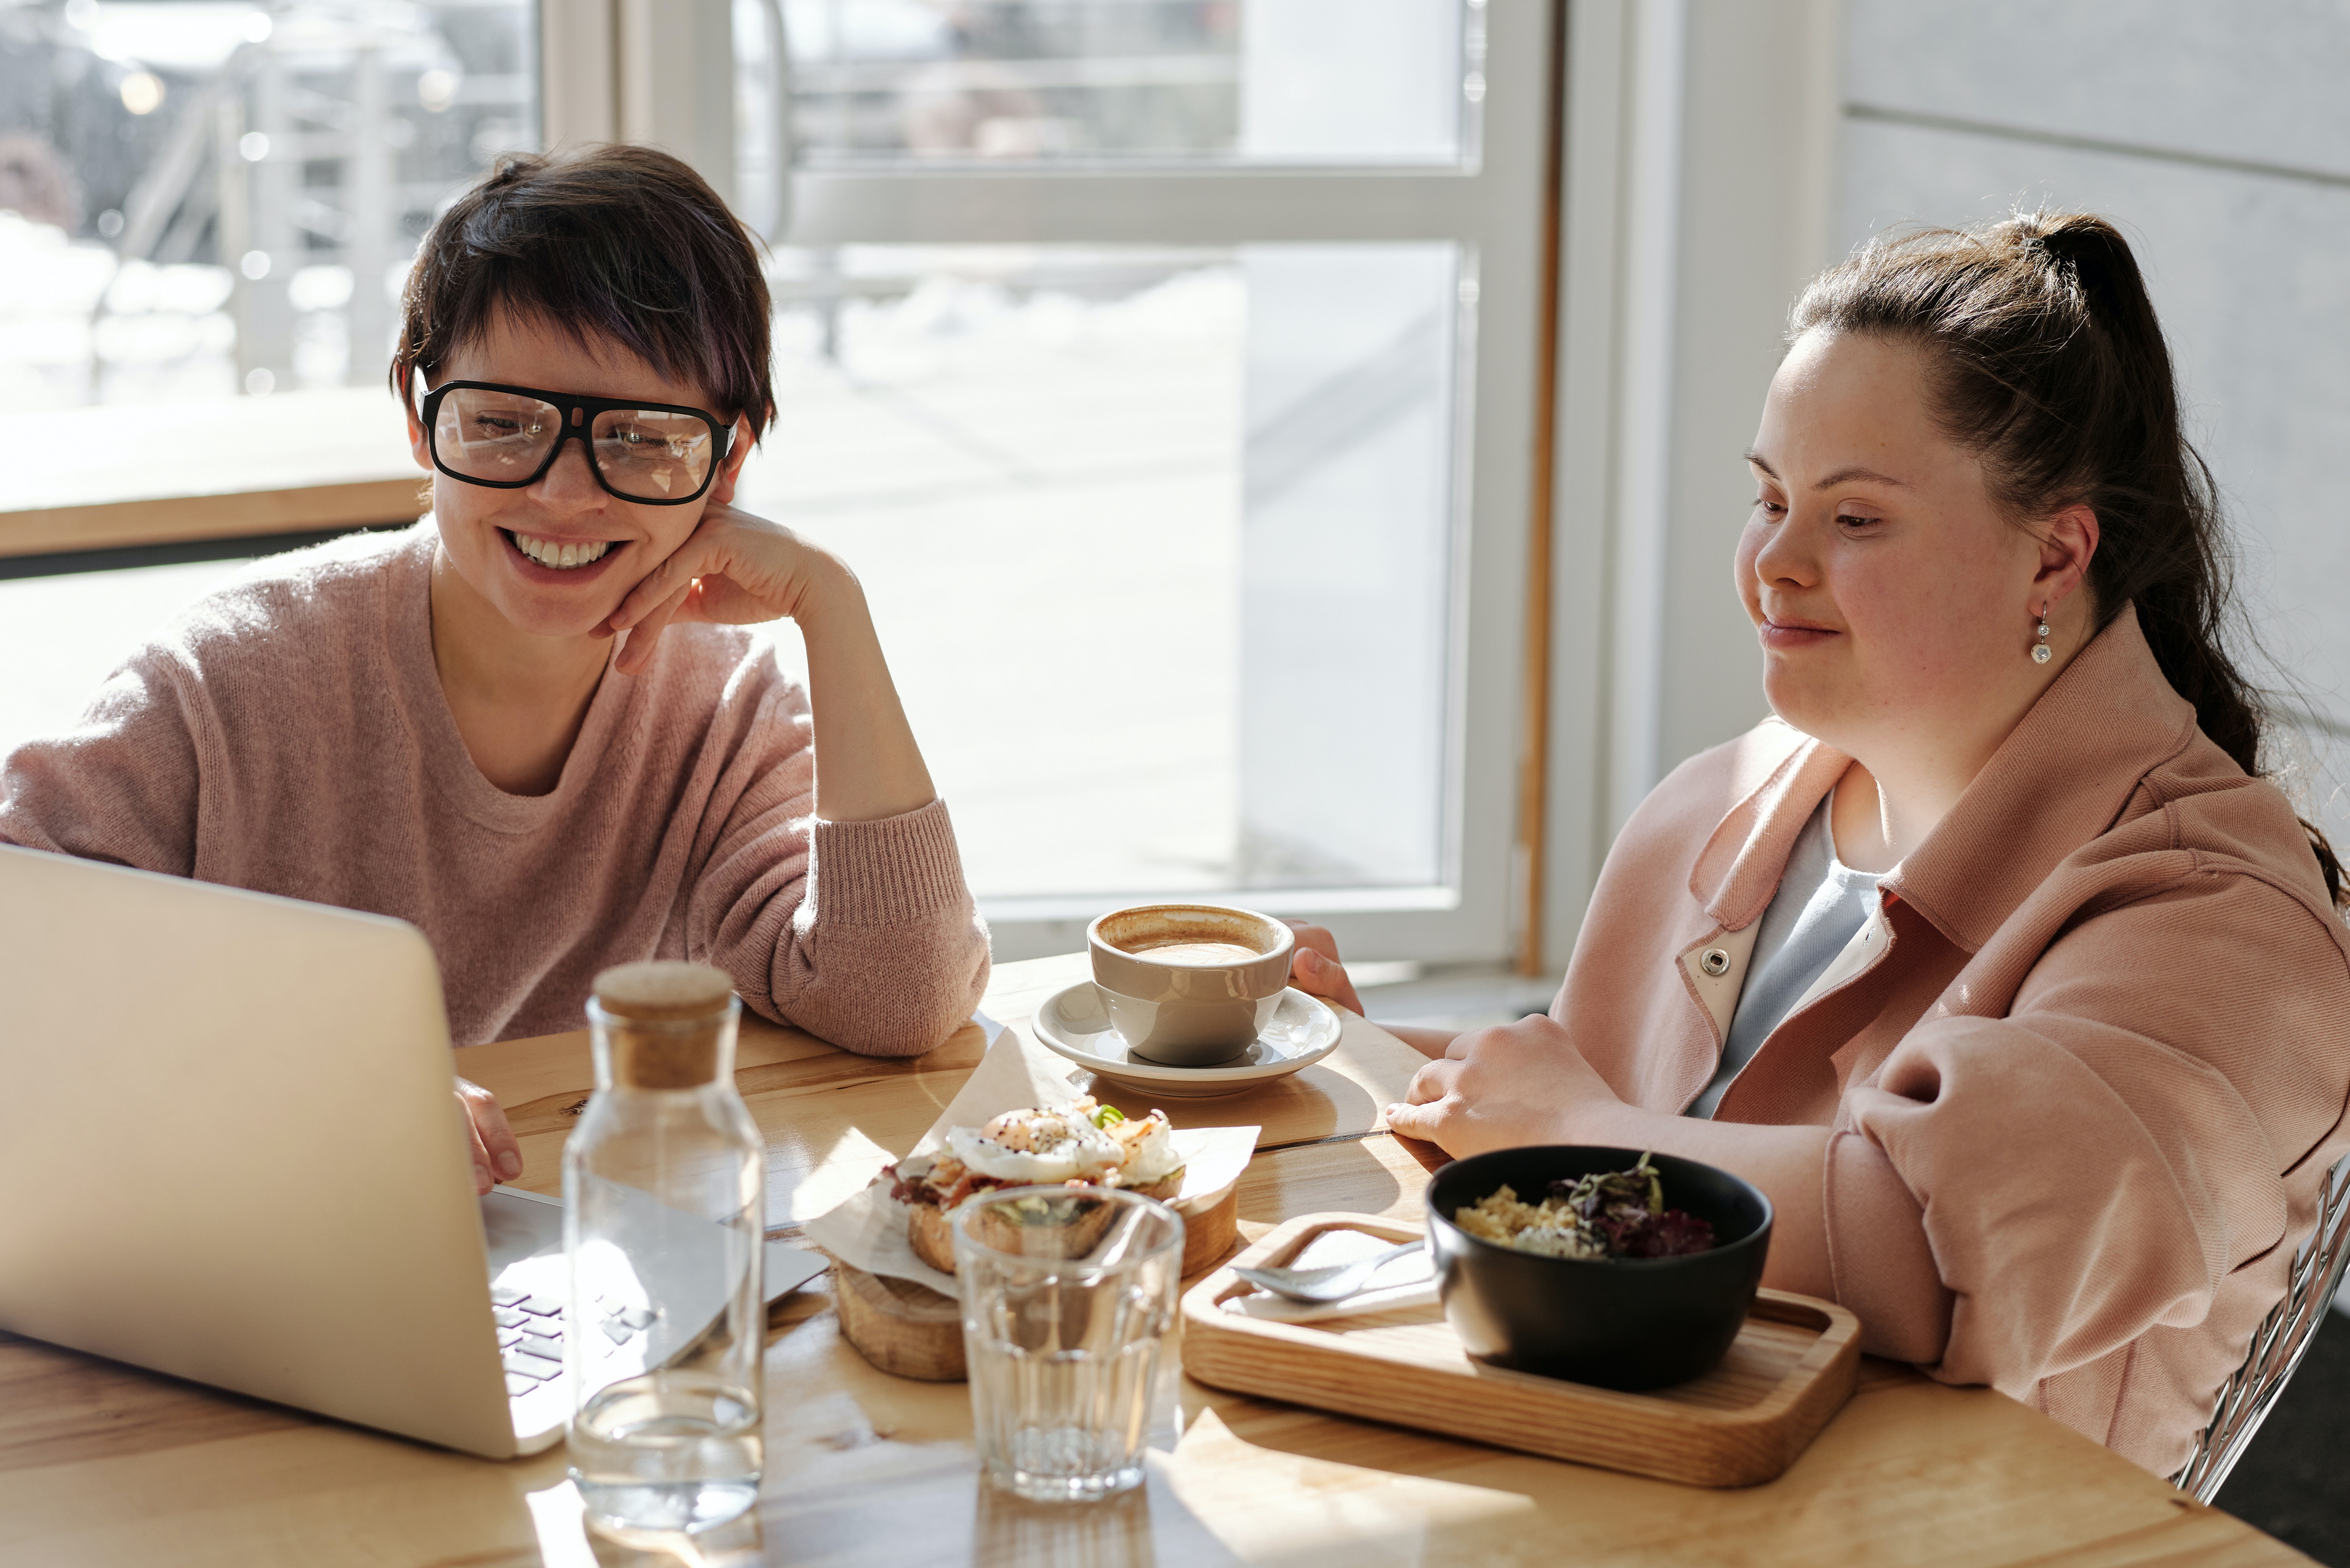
xmin=0 ymin=523 xmax=990 ymax=1051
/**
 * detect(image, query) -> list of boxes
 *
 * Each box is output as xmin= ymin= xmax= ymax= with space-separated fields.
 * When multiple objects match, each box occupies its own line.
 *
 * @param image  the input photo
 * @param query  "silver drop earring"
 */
xmin=2032 ymin=605 xmax=2052 ymax=664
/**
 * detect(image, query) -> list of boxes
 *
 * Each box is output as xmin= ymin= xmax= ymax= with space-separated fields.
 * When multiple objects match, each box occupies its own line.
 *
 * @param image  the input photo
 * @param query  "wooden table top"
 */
xmin=0 ymin=954 xmax=2305 ymax=1566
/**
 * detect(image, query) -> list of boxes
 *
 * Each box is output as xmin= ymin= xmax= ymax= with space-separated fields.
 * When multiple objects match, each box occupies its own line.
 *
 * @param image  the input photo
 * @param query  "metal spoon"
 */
xmin=1231 ymin=1239 xmax=1425 ymax=1304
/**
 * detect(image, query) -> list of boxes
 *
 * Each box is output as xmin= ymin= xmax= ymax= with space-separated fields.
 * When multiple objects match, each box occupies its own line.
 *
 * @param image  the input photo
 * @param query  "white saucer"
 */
xmin=1029 ymin=982 xmax=1344 ymax=1099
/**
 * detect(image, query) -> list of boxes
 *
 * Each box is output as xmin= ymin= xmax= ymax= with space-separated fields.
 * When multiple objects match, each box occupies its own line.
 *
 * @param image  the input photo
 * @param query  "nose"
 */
xmin=527 ymin=430 xmax=607 ymax=514
xmin=1752 ymin=505 xmax=1820 ymax=590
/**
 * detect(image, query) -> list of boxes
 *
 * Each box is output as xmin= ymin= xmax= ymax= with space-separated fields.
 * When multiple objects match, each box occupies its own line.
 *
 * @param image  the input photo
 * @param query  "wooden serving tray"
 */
xmin=1181 ymin=1213 xmax=1861 ymax=1487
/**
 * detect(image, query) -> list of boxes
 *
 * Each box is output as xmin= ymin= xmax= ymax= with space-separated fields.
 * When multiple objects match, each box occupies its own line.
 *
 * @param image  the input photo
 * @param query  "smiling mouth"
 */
xmin=503 ymin=530 xmax=617 ymax=570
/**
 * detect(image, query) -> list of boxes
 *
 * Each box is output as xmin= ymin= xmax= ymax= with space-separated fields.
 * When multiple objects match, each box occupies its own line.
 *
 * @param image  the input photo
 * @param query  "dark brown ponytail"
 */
xmin=1790 ymin=210 xmax=2346 ymax=909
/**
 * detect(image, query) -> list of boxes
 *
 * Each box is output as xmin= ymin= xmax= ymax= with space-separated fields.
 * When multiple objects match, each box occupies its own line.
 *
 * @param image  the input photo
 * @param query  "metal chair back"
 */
xmin=2171 ymin=1150 xmax=2350 ymax=1503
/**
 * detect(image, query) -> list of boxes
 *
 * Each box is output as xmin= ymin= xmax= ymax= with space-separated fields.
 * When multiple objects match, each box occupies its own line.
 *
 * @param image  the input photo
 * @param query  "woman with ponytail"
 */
xmin=1294 ymin=211 xmax=2350 ymax=1475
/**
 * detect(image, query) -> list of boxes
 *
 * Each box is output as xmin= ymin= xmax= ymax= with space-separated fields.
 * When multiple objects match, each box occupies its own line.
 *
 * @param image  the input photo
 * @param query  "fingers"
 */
xmin=456 ymin=1076 xmax=523 ymax=1190
xmin=1406 ymin=1057 xmax=1461 ymax=1104
xmin=1291 ymin=947 xmax=1366 ymax=1016
xmin=1381 ymin=1058 xmax=1467 ymax=1147
xmin=1286 ymin=924 xmax=1363 ymax=1014
xmin=1448 ymin=1014 xmax=1552 ymax=1059
xmin=1285 ymin=921 xmax=1343 ymax=964
xmin=465 ymin=1116 xmax=492 ymax=1195
xmin=607 ymin=528 xmax=714 ymax=635
xmin=1384 ymin=1075 xmax=1464 ymax=1149
xmin=1383 ymin=1096 xmax=1447 ymax=1144
xmin=614 ymin=582 xmax=692 ymax=676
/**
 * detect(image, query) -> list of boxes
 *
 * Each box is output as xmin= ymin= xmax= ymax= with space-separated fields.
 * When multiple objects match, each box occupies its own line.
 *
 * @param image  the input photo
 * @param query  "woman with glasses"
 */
xmin=1291 ymin=213 xmax=2350 ymax=1478
xmin=0 ymin=146 xmax=989 ymax=1192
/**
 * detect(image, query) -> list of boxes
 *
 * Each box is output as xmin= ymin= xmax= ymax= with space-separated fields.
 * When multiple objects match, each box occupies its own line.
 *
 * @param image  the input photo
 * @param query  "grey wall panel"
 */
xmin=1845 ymin=0 xmax=2350 ymax=178
xmin=2286 ymin=723 xmax=2350 ymax=872
xmin=1838 ymin=115 xmax=2350 ymax=725
xmin=1650 ymin=0 xmax=1839 ymax=780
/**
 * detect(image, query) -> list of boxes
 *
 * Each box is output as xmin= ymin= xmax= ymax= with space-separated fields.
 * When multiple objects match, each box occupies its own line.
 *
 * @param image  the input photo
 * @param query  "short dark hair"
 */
xmin=391 ymin=144 xmax=773 ymax=438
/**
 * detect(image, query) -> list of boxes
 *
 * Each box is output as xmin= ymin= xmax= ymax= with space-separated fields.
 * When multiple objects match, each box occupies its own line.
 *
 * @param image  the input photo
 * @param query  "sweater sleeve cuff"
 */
xmin=806 ymin=798 xmax=971 ymax=927
xmin=1822 ymin=1127 xmax=1955 ymax=1364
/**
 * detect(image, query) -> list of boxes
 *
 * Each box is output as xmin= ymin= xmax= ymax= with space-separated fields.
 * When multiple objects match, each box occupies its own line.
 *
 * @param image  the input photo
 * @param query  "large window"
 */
xmin=762 ymin=0 xmax=1466 ymax=166
xmin=729 ymin=0 xmax=1548 ymax=961
xmin=0 ymin=0 xmax=536 ymax=411
xmin=1 ymin=0 xmax=1554 ymax=972
xmin=737 ymin=239 xmax=1465 ymax=906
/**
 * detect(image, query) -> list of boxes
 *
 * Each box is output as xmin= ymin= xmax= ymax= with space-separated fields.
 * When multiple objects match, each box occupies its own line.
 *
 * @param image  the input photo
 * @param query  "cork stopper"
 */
xmin=591 ymin=962 xmax=737 ymax=1089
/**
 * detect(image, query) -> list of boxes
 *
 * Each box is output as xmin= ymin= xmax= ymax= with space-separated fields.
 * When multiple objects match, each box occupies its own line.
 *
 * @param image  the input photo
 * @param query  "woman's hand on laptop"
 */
xmin=455 ymin=1076 xmax=523 ymax=1194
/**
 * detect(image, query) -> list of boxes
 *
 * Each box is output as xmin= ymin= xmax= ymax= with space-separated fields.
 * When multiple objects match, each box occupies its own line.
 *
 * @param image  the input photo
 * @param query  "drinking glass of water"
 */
xmin=954 ymin=1186 xmax=1184 ymax=1503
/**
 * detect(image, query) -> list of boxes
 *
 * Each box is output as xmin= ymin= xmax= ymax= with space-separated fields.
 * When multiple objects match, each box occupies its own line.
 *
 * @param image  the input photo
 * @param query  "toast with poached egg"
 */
xmin=886 ymin=1098 xmax=1185 ymax=1273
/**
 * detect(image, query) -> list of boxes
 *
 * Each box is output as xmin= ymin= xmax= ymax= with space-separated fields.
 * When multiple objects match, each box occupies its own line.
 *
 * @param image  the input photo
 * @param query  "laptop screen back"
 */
xmin=0 ymin=845 xmax=518 ymax=1457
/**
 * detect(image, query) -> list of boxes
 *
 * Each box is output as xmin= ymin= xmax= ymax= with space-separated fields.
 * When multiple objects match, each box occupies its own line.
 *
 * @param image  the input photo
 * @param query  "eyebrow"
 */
xmin=1743 ymin=450 xmax=1913 ymax=489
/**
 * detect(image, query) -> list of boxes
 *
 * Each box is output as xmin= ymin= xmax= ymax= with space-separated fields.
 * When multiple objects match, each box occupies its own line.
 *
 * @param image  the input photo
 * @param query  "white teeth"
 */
xmin=513 ymin=533 xmax=610 ymax=570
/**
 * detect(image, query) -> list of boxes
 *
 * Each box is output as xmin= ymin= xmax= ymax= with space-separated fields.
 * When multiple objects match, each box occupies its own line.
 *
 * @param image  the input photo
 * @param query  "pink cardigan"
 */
xmin=0 ymin=523 xmax=991 ymax=1052
xmin=1558 ymin=606 xmax=2350 ymax=1474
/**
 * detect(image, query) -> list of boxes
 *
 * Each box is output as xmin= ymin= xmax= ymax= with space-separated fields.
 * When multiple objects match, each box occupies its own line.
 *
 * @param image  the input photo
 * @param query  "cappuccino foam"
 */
xmin=1129 ymin=939 xmax=1265 ymax=966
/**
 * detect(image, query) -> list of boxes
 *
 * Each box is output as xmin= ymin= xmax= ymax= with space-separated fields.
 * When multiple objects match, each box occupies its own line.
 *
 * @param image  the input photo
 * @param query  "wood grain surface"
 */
xmin=829 ymin=1262 xmax=968 ymax=1383
xmin=0 ymin=954 xmax=2311 ymax=1567
xmin=1181 ymin=1214 xmax=1860 ymax=1487
xmin=0 ymin=479 xmax=425 ymax=558
xmin=465 ymin=953 xmax=1438 ymax=1237
xmin=0 ymin=390 xmax=422 ymax=559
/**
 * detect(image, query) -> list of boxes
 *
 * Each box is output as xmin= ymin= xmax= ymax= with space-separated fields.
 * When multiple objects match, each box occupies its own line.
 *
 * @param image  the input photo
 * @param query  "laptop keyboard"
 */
xmin=490 ymin=1283 xmax=658 ymax=1399
xmin=492 ymin=1285 xmax=566 ymax=1394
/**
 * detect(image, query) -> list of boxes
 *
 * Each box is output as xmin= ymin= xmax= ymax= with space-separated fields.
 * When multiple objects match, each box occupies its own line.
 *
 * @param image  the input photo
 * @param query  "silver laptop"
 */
xmin=0 ymin=843 xmax=821 ymax=1458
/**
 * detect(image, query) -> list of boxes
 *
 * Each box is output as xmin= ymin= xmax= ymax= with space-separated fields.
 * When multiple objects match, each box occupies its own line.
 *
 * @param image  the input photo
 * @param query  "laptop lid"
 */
xmin=0 ymin=845 xmax=519 ymax=1458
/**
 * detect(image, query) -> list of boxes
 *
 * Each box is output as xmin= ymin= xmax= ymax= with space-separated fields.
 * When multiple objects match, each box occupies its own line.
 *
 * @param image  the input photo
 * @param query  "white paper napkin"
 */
xmin=801 ymin=1024 xmax=1259 ymax=1295
xmin=1217 ymin=1228 xmax=1438 ymax=1322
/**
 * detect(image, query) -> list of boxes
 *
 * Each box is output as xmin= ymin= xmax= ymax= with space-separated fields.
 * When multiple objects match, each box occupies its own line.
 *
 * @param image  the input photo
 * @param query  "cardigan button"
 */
xmin=1699 ymin=947 xmax=1731 ymax=977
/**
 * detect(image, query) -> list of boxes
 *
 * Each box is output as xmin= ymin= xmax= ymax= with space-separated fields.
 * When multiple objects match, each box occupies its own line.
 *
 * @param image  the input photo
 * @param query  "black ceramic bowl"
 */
xmin=1425 ymin=1146 xmax=1773 ymax=1391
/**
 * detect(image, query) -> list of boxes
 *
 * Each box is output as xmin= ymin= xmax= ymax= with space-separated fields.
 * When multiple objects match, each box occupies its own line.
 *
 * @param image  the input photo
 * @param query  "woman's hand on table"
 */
xmin=1387 ymin=1023 xmax=1840 ymax=1295
xmin=1385 ymin=1014 xmax=1625 ymax=1156
xmin=456 ymin=1076 xmax=523 ymax=1195
xmin=1287 ymin=922 xmax=1366 ymax=1016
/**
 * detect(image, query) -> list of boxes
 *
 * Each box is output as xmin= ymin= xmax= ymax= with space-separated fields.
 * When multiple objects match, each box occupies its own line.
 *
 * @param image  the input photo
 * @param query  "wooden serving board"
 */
xmin=834 ymin=1183 xmax=1242 ymax=1383
xmin=1181 ymin=1213 xmax=1861 ymax=1488
xmin=831 ymin=1259 xmax=967 ymax=1381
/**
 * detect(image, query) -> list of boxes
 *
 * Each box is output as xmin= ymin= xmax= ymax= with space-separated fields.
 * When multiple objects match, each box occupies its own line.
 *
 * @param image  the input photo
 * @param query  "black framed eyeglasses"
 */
xmin=418 ymin=380 xmax=733 ymax=506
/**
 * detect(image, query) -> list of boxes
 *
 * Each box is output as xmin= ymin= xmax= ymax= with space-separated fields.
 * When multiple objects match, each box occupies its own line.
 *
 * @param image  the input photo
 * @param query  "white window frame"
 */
xmin=544 ymin=0 xmax=1557 ymax=966
xmin=1539 ymin=0 xmax=1844 ymax=973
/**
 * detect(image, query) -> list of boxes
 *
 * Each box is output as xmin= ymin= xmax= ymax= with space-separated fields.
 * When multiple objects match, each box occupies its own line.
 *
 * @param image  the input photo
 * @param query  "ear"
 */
xmin=2032 ymin=503 xmax=2100 ymax=615
xmin=402 ymin=371 xmax=431 ymax=472
xmin=707 ymin=414 xmax=756 ymax=507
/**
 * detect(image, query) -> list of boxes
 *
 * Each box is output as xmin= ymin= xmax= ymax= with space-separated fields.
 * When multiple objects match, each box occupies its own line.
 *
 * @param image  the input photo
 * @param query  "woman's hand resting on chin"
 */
xmin=599 ymin=499 xmax=938 ymax=824
xmin=1385 ymin=1014 xmax=1630 ymax=1158
xmin=602 ymin=501 xmax=852 ymax=677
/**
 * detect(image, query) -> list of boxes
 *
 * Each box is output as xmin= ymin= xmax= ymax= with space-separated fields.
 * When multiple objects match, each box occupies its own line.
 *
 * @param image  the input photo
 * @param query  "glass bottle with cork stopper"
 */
xmin=564 ymin=961 xmax=765 ymax=1536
